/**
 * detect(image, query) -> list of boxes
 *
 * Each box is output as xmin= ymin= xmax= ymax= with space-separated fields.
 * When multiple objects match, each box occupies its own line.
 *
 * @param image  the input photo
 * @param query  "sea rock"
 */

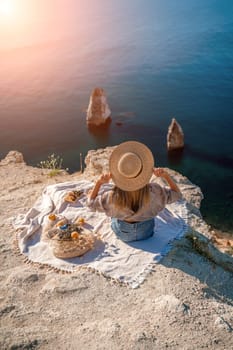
xmin=0 ymin=150 xmax=24 ymax=166
xmin=86 ymin=87 xmax=111 ymax=126
xmin=167 ymin=118 xmax=184 ymax=151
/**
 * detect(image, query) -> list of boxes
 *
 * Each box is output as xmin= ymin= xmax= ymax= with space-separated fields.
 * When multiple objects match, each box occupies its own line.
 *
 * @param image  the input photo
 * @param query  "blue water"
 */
xmin=0 ymin=0 xmax=233 ymax=231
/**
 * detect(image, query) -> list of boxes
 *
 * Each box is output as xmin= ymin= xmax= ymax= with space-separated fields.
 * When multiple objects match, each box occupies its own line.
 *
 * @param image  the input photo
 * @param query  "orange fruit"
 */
xmin=48 ymin=214 xmax=56 ymax=221
xmin=71 ymin=231 xmax=79 ymax=239
xmin=56 ymin=219 xmax=66 ymax=227
xmin=77 ymin=217 xmax=85 ymax=225
xmin=65 ymin=195 xmax=76 ymax=202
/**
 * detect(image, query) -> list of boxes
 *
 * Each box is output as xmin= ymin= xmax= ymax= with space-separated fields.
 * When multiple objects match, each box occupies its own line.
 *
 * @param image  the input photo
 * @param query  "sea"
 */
xmin=0 ymin=0 xmax=233 ymax=232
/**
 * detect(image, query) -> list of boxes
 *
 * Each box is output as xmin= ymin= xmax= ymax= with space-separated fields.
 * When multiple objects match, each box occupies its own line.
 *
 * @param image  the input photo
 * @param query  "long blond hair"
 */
xmin=112 ymin=185 xmax=150 ymax=213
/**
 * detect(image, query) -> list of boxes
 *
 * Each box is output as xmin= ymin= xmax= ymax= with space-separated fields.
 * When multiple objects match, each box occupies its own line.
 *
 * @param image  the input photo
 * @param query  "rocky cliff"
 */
xmin=0 ymin=149 xmax=232 ymax=350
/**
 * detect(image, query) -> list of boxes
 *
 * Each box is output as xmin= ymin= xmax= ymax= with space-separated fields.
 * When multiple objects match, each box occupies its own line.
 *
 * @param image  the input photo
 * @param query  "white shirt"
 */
xmin=87 ymin=182 xmax=182 ymax=222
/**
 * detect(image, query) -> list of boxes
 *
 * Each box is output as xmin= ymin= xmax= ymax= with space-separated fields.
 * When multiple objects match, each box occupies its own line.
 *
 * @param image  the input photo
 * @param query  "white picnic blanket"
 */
xmin=13 ymin=180 xmax=188 ymax=288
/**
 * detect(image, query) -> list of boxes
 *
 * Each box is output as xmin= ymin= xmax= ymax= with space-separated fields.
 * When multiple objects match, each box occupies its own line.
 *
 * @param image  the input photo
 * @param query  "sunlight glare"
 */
xmin=0 ymin=0 xmax=15 ymax=17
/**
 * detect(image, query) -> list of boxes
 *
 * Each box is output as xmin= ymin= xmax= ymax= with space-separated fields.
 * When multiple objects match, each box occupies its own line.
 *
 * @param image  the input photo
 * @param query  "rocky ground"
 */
xmin=0 ymin=151 xmax=232 ymax=350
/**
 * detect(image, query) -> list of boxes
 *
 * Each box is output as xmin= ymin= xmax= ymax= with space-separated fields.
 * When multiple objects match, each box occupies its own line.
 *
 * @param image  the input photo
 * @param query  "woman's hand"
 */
xmin=153 ymin=168 xmax=181 ymax=194
xmin=97 ymin=173 xmax=112 ymax=185
xmin=153 ymin=168 xmax=168 ymax=178
xmin=88 ymin=173 xmax=111 ymax=200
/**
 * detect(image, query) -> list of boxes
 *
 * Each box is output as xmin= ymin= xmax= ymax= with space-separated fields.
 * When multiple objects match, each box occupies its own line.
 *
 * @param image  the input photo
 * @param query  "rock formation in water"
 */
xmin=86 ymin=87 xmax=111 ymax=126
xmin=167 ymin=118 xmax=184 ymax=151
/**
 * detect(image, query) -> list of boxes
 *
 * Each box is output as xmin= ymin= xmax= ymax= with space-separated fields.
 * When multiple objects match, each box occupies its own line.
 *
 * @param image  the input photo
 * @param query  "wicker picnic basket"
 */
xmin=47 ymin=223 xmax=95 ymax=259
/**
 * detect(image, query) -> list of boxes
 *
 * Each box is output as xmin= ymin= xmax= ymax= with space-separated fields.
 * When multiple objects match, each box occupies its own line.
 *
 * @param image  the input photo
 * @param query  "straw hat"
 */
xmin=109 ymin=141 xmax=154 ymax=191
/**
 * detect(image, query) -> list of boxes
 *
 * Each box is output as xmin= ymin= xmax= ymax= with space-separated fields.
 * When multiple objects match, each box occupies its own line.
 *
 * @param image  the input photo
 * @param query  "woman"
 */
xmin=87 ymin=141 xmax=182 ymax=242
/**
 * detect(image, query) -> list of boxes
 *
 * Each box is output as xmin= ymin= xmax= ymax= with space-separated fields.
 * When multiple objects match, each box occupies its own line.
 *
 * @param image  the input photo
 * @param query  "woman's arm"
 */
xmin=153 ymin=168 xmax=181 ymax=194
xmin=88 ymin=173 xmax=112 ymax=200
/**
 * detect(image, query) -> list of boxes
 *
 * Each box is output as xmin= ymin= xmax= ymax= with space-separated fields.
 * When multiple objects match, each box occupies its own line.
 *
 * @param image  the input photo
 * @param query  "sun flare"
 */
xmin=0 ymin=0 xmax=15 ymax=17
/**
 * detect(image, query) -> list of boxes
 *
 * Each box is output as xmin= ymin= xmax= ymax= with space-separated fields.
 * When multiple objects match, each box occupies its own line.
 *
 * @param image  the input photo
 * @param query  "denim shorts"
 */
xmin=111 ymin=218 xmax=154 ymax=242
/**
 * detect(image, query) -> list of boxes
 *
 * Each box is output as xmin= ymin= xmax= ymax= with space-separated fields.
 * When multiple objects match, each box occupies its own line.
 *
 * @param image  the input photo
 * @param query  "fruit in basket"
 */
xmin=56 ymin=219 xmax=67 ymax=227
xmin=71 ymin=231 xmax=79 ymax=239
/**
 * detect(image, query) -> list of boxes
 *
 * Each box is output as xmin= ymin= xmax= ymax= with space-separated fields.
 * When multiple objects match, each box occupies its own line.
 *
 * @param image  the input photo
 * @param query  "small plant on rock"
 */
xmin=38 ymin=153 xmax=67 ymax=177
